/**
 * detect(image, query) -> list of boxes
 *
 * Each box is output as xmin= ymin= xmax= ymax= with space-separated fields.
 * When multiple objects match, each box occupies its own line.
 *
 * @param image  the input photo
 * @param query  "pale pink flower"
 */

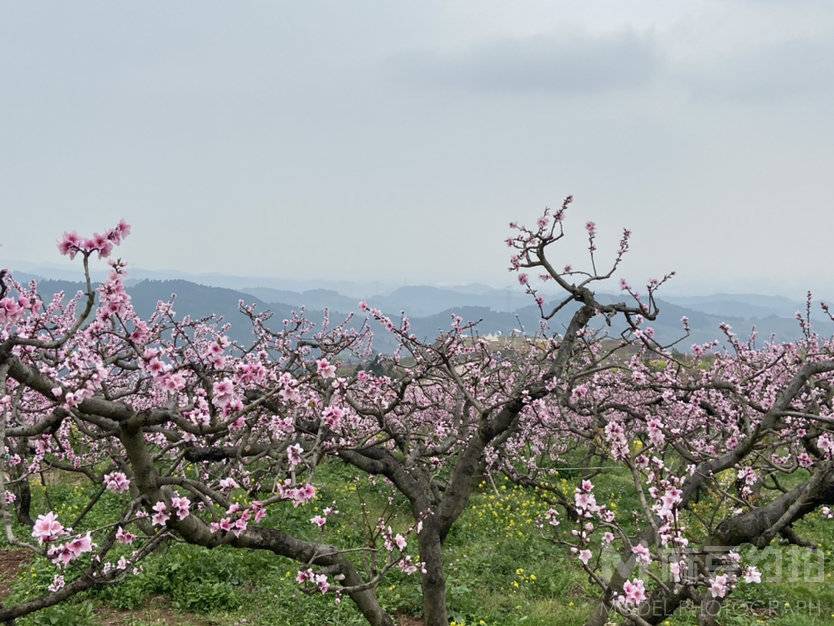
xmin=251 ymin=500 xmax=267 ymax=523
xmin=219 ymin=477 xmax=239 ymax=491
xmin=151 ymin=501 xmax=170 ymax=526
xmin=621 ymin=578 xmax=646 ymax=606
xmin=171 ymin=495 xmax=191 ymax=520
xmin=322 ymin=406 xmax=344 ymax=429
xmin=32 ymin=512 xmax=65 ymax=544
xmin=743 ymin=566 xmax=762 ymax=584
xmin=709 ymin=574 xmax=729 ymax=598
xmin=632 ymin=543 xmax=652 ymax=565
xmin=103 ymin=471 xmax=130 ymax=493
xmin=211 ymin=378 xmax=237 ymax=408
xmin=316 ymin=358 xmax=337 ymax=379
xmin=287 ymin=443 xmax=304 ymax=467
xmin=818 ymin=433 xmax=834 ymax=458
xmin=116 ymin=526 xmax=136 ymax=544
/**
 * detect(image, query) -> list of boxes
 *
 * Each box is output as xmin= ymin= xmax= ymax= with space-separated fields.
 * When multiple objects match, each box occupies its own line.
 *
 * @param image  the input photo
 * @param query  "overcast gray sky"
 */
xmin=1 ymin=1 xmax=832 ymax=295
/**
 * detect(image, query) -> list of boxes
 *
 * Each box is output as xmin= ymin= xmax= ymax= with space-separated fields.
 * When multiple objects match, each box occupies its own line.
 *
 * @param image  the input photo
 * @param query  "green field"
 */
xmin=3 ymin=462 xmax=834 ymax=626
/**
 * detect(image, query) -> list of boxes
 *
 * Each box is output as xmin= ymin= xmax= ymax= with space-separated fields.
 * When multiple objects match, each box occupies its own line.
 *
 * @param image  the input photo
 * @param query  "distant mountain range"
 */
xmin=5 ymin=268 xmax=831 ymax=352
xmin=662 ymin=293 xmax=805 ymax=320
xmin=240 ymin=285 xmax=532 ymax=317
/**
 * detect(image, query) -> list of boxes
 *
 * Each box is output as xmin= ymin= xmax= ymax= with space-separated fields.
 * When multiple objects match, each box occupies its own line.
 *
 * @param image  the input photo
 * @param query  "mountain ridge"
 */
xmin=8 ymin=274 xmax=830 ymax=352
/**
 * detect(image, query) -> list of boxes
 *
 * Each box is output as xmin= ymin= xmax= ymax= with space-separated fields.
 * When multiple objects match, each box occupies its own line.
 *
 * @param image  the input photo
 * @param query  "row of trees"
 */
xmin=1 ymin=201 xmax=833 ymax=625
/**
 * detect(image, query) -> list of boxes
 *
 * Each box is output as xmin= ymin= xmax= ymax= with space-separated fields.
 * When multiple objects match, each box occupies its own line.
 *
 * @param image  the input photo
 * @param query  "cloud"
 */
xmin=682 ymin=39 xmax=834 ymax=102
xmin=387 ymin=29 xmax=661 ymax=94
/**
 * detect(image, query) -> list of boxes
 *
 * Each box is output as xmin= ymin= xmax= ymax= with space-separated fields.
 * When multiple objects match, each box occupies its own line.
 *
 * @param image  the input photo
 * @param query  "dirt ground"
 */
xmin=0 ymin=549 xmax=31 ymax=599
xmin=96 ymin=602 xmax=215 ymax=626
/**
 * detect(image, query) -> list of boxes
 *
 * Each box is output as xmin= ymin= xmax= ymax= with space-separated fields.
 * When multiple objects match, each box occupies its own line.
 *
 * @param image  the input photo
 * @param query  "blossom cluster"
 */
xmin=57 ymin=220 xmax=130 ymax=259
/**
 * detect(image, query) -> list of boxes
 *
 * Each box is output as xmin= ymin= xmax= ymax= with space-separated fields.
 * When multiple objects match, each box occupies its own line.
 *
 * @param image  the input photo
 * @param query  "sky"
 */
xmin=1 ymin=1 xmax=833 ymax=296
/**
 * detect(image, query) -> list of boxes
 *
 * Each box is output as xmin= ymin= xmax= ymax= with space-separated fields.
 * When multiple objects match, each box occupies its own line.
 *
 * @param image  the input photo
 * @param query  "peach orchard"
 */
xmin=1 ymin=199 xmax=834 ymax=626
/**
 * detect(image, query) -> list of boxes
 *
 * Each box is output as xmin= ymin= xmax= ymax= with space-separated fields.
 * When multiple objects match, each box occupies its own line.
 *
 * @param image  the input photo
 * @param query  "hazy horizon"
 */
xmin=3 ymin=255 xmax=826 ymax=305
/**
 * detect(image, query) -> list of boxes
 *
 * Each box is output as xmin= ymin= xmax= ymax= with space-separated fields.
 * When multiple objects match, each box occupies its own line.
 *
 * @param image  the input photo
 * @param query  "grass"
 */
xmin=2 ymin=461 xmax=834 ymax=625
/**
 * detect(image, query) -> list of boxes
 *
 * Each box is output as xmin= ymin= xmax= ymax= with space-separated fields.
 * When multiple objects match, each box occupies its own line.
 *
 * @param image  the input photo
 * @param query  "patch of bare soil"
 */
xmin=395 ymin=615 xmax=425 ymax=626
xmin=0 ymin=549 xmax=32 ymax=599
xmin=96 ymin=598 xmax=217 ymax=626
